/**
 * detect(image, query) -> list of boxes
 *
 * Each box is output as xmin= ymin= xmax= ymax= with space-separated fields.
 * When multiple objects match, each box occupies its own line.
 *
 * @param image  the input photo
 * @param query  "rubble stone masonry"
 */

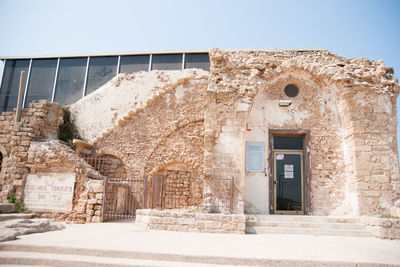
xmin=205 ymin=49 xmax=400 ymax=216
xmin=136 ymin=209 xmax=246 ymax=234
xmin=0 ymin=101 xmax=64 ymax=201
xmin=0 ymin=49 xmax=399 ymax=228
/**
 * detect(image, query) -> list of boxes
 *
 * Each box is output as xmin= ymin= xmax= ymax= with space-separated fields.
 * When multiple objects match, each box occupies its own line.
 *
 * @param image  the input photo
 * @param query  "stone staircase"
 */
xmin=246 ymin=215 xmax=371 ymax=237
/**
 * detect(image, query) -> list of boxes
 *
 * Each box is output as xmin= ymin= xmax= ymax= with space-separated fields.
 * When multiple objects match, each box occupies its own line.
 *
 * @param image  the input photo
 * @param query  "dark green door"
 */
xmin=274 ymin=151 xmax=303 ymax=214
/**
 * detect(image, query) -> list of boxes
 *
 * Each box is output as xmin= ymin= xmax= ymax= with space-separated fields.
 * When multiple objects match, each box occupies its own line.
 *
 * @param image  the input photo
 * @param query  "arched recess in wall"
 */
xmin=89 ymin=154 xmax=127 ymax=179
xmin=244 ymin=69 xmax=348 ymax=215
xmin=143 ymin=119 xmax=205 ymax=178
xmin=145 ymin=161 xmax=203 ymax=210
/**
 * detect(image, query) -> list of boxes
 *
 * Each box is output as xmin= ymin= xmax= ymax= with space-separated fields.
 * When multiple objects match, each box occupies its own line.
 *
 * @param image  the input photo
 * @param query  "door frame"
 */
xmin=268 ymin=129 xmax=311 ymax=214
xmin=273 ymin=150 xmax=304 ymax=214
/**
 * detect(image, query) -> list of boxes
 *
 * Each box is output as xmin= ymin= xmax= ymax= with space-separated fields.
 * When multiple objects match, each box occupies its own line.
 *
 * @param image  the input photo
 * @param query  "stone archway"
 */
xmin=146 ymin=162 xmax=203 ymax=210
xmin=89 ymin=153 xmax=127 ymax=179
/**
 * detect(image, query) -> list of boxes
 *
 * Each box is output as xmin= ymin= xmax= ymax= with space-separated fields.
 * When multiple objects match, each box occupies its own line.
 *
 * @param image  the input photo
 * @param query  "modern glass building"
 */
xmin=0 ymin=51 xmax=210 ymax=112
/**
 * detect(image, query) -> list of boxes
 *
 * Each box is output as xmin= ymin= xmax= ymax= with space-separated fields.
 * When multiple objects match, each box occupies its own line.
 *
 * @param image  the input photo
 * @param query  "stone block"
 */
xmin=391 ymin=207 xmax=400 ymax=217
xmin=195 ymin=221 xmax=205 ymax=229
xmin=0 ymin=203 xmax=15 ymax=213
xmin=92 ymin=216 xmax=101 ymax=223
xmin=162 ymin=217 xmax=176 ymax=225
xmin=86 ymin=209 xmax=94 ymax=216
xmin=177 ymin=217 xmax=195 ymax=225
xmin=92 ymin=184 xmax=104 ymax=193
xmin=204 ymin=221 xmax=222 ymax=229
xmin=88 ymin=199 xmax=97 ymax=205
xmin=222 ymin=222 xmax=237 ymax=231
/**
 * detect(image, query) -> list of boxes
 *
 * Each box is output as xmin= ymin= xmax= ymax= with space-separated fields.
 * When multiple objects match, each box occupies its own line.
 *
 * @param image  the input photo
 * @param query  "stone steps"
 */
xmin=246 ymin=220 xmax=366 ymax=230
xmin=0 ymin=243 xmax=377 ymax=267
xmin=0 ymin=213 xmax=33 ymax=222
xmin=246 ymin=215 xmax=371 ymax=237
xmin=246 ymin=214 xmax=361 ymax=223
xmin=0 ymin=250 xmax=246 ymax=267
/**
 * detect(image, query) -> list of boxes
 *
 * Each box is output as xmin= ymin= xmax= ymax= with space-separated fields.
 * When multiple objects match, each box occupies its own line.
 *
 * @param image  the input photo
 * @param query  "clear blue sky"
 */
xmin=0 ymin=0 xmax=400 ymax=143
xmin=0 ymin=0 xmax=399 ymax=72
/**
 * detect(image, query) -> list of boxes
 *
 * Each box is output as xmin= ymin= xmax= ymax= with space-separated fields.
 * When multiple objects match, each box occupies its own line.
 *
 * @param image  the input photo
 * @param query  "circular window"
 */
xmin=284 ymin=84 xmax=299 ymax=97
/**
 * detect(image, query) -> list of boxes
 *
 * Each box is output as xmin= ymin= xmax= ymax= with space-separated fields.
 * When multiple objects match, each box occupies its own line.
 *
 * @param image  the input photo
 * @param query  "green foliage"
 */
xmin=380 ymin=215 xmax=400 ymax=219
xmin=7 ymin=191 xmax=28 ymax=213
xmin=58 ymin=107 xmax=81 ymax=146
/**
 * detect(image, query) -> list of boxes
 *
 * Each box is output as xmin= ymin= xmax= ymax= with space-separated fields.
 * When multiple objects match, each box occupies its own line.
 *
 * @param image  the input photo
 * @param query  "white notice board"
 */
xmin=246 ymin=142 xmax=264 ymax=171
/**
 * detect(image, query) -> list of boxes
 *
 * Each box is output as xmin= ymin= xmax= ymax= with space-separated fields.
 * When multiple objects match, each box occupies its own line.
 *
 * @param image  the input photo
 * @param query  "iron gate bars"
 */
xmin=101 ymin=177 xmax=144 ymax=222
xmin=144 ymin=175 xmax=234 ymax=214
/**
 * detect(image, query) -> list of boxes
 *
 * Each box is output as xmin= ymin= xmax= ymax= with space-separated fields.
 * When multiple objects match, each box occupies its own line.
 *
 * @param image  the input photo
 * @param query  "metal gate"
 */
xmin=101 ymin=177 xmax=144 ymax=222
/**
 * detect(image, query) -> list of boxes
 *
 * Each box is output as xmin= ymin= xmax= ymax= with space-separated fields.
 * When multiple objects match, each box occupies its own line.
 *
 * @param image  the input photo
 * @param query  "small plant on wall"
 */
xmin=58 ymin=107 xmax=81 ymax=146
xmin=7 ymin=191 xmax=28 ymax=213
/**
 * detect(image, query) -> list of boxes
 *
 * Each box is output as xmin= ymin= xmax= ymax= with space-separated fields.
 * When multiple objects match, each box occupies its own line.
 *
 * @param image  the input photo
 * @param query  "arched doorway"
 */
xmin=146 ymin=162 xmax=203 ymax=210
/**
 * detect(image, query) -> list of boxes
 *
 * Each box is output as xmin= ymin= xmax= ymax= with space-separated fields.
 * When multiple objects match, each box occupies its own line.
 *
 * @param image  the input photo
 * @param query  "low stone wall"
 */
xmin=363 ymin=217 xmax=400 ymax=239
xmin=136 ymin=209 xmax=246 ymax=234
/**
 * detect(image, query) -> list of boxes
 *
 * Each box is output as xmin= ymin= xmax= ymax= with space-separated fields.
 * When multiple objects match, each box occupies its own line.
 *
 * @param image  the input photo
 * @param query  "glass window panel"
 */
xmin=151 ymin=54 xmax=182 ymax=70
xmin=184 ymin=53 xmax=210 ymax=71
xmin=54 ymin=57 xmax=87 ymax=105
xmin=24 ymin=59 xmax=57 ymax=107
xmin=0 ymin=60 xmax=30 ymax=112
xmin=274 ymin=136 xmax=303 ymax=150
xmin=85 ymin=56 xmax=118 ymax=96
xmin=119 ymin=55 xmax=149 ymax=74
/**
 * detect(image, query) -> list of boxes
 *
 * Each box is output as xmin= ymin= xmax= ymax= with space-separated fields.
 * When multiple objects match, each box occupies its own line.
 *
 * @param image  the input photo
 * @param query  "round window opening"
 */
xmin=284 ymin=84 xmax=299 ymax=97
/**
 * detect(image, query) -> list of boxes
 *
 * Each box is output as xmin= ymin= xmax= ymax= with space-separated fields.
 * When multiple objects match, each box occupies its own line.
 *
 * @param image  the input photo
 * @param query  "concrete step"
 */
xmin=0 ymin=213 xmax=33 ymax=222
xmin=0 ymin=244 xmax=380 ymax=267
xmin=246 ymin=214 xmax=361 ymax=224
xmin=245 ymin=215 xmax=371 ymax=237
xmin=246 ymin=220 xmax=366 ymax=230
xmin=0 ymin=250 xmax=251 ymax=267
xmin=246 ymin=226 xmax=372 ymax=237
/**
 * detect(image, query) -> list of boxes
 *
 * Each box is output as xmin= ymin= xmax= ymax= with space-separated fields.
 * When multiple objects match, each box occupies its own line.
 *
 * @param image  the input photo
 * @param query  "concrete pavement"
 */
xmin=1 ymin=220 xmax=400 ymax=266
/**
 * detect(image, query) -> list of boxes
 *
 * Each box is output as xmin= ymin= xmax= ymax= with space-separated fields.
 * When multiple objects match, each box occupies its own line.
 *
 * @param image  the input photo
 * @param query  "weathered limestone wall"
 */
xmin=0 ymin=101 xmax=104 ymax=223
xmin=1 ymin=49 xmax=398 ymax=226
xmin=206 ymin=49 xmax=400 ymax=216
xmin=339 ymin=89 xmax=399 ymax=215
xmin=363 ymin=217 xmax=400 ymax=239
xmin=26 ymin=140 xmax=104 ymax=223
xmin=0 ymin=100 xmax=64 ymax=201
xmin=70 ymin=69 xmax=209 ymax=142
xmin=136 ymin=209 xmax=246 ymax=234
xmin=244 ymin=71 xmax=347 ymax=215
xmin=83 ymin=70 xmax=209 ymax=210
xmin=148 ymin=163 xmax=203 ymax=209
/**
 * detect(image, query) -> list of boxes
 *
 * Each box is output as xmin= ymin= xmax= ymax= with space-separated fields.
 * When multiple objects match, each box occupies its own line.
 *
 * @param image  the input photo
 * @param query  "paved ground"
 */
xmin=1 ymin=220 xmax=400 ymax=266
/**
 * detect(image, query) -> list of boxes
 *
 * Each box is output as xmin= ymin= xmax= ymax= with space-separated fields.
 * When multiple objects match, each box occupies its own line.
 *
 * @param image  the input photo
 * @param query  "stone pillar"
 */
xmin=338 ymin=87 xmax=399 ymax=216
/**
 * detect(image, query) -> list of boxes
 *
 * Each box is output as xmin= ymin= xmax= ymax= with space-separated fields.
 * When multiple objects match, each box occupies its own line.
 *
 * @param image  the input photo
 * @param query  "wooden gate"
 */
xmin=101 ymin=177 xmax=144 ymax=222
xmin=145 ymin=174 xmax=234 ymax=213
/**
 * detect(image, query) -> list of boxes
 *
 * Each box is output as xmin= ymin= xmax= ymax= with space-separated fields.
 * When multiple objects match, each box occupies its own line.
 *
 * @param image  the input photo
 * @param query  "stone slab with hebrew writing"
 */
xmin=24 ymin=173 xmax=76 ymax=212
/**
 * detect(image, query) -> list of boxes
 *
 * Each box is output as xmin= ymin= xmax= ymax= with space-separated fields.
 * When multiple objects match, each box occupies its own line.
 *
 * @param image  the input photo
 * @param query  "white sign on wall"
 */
xmin=246 ymin=142 xmax=265 ymax=171
xmin=24 ymin=173 xmax=76 ymax=212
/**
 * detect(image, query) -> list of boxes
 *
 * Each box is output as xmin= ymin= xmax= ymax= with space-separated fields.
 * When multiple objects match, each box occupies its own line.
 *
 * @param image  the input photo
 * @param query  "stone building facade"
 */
xmin=0 ymin=49 xmax=399 ymax=229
